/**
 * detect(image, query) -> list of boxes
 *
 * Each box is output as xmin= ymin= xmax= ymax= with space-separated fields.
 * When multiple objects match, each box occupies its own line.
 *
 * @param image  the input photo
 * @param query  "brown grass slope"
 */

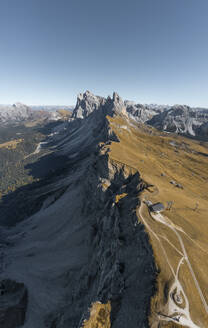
xmin=82 ymin=302 xmax=111 ymax=328
xmin=106 ymin=114 xmax=208 ymax=328
xmin=0 ymin=138 xmax=23 ymax=149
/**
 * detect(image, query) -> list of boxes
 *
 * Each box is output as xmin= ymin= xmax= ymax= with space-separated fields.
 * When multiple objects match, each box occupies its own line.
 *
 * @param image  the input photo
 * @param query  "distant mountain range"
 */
xmin=1 ymin=95 xmax=208 ymax=138
xmin=30 ymin=105 xmax=74 ymax=112
xmin=147 ymin=105 xmax=208 ymax=137
xmin=0 ymin=103 xmax=73 ymax=125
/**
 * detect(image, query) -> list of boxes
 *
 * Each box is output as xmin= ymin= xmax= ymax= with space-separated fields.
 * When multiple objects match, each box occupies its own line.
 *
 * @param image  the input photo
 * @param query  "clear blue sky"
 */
xmin=0 ymin=0 xmax=208 ymax=106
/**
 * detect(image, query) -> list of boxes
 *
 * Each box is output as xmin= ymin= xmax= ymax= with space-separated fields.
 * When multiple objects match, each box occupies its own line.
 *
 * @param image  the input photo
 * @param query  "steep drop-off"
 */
xmin=0 ymin=95 xmax=156 ymax=328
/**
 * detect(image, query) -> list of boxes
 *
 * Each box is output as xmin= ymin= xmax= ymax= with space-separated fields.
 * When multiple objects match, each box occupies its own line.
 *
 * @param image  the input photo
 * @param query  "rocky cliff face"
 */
xmin=0 ymin=94 xmax=156 ymax=328
xmin=72 ymin=91 xmax=160 ymax=122
xmin=147 ymin=105 xmax=208 ymax=137
xmin=124 ymin=101 xmax=165 ymax=123
xmin=72 ymin=90 xmax=105 ymax=119
xmin=72 ymin=91 xmax=128 ymax=119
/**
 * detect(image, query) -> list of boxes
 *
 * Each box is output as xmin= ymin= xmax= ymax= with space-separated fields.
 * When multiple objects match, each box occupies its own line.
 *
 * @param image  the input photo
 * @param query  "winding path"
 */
xmin=24 ymin=141 xmax=48 ymax=159
xmin=151 ymin=211 xmax=208 ymax=315
xmin=138 ymin=200 xmax=202 ymax=328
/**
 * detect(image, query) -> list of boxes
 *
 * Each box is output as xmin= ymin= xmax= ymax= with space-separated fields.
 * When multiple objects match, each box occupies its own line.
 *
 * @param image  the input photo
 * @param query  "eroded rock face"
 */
xmin=43 ymin=158 xmax=156 ymax=328
xmin=112 ymin=92 xmax=128 ymax=117
xmin=125 ymin=102 xmax=161 ymax=123
xmin=72 ymin=91 xmax=105 ymax=119
xmin=0 ymin=279 xmax=28 ymax=328
xmin=72 ymin=91 xmax=128 ymax=120
xmin=147 ymin=105 xmax=208 ymax=137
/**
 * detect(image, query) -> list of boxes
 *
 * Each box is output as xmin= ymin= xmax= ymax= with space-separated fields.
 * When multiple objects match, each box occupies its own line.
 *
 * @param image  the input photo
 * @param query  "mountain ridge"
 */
xmin=0 ymin=97 xmax=156 ymax=327
xmin=1 ymin=92 xmax=208 ymax=139
xmin=0 ymin=91 xmax=208 ymax=327
xmin=71 ymin=91 xmax=208 ymax=139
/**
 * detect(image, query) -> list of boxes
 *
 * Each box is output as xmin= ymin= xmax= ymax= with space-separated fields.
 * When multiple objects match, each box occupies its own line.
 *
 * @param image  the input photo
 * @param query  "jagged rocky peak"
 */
xmin=112 ymin=91 xmax=123 ymax=104
xmin=12 ymin=102 xmax=32 ymax=115
xmin=72 ymin=90 xmax=105 ymax=119
xmin=0 ymin=102 xmax=33 ymax=124
xmin=72 ymin=90 xmax=127 ymax=119
xmin=112 ymin=92 xmax=128 ymax=117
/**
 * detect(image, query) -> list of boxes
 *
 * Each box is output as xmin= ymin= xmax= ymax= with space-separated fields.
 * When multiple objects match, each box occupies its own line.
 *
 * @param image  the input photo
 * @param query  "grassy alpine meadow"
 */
xmin=107 ymin=114 xmax=208 ymax=327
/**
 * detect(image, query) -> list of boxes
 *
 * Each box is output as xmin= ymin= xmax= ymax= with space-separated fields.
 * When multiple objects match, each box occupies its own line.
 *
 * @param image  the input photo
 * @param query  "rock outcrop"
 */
xmin=72 ymin=91 xmax=128 ymax=119
xmin=72 ymin=90 xmax=105 ymax=119
xmin=125 ymin=102 xmax=164 ymax=123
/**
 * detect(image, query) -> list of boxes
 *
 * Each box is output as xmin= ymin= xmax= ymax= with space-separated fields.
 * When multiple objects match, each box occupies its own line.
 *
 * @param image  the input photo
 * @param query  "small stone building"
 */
xmin=149 ymin=202 xmax=165 ymax=213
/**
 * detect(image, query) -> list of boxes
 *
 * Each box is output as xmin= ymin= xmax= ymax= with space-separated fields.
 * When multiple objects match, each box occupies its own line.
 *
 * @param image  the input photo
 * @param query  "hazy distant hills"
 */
xmin=0 ymin=103 xmax=73 ymax=125
xmin=31 ymin=105 xmax=74 ymax=112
